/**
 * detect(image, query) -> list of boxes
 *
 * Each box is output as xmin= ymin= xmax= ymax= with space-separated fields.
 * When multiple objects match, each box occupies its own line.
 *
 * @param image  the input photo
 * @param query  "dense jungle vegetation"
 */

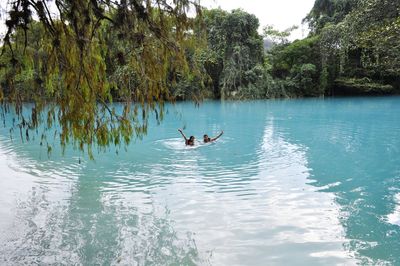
xmin=0 ymin=0 xmax=399 ymax=155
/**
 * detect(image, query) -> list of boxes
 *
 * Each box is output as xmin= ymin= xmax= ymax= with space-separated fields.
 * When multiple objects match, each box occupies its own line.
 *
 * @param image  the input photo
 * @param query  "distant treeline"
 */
xmin=1 ymin=0 xmax=399 ymax=103
xmin=268 ymin=0 xmax=400 ymax=97
xmin=197 ymin=0 xmax=400 ymax=98
xmin=0 ymin=0 xmax=399 ymax=155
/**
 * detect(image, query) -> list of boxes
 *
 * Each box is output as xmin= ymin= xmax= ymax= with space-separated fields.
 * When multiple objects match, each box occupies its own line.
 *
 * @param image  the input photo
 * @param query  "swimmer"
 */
xmin=203 ymin=131 xmax=223 ymax=143
xmin=178 ymin=129 xmax=195 ymax=146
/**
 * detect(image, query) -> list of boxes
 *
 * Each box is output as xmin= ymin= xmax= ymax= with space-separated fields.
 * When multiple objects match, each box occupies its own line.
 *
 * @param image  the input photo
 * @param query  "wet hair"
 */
xmin=189 ymin=136 xmax=195 ymax=140
xmin=203 ymin=134 xmax=208 ymax=138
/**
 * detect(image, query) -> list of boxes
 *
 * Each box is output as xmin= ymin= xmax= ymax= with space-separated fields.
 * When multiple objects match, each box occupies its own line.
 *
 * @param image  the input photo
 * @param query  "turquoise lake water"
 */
xmin=1 ymin=97 xmax=400 ymax=265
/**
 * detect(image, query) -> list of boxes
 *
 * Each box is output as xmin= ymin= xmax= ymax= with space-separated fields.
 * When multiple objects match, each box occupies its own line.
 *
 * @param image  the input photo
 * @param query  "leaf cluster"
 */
xmin=0 ymin=0 xmax=204 ymax=158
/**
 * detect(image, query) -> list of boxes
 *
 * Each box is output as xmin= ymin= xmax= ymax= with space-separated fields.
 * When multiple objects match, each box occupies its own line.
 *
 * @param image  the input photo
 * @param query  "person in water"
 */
xmin=203 ymin=131 xmax=223 ymax=143
xmin=178 ymin=129 xmax=195 ymax=146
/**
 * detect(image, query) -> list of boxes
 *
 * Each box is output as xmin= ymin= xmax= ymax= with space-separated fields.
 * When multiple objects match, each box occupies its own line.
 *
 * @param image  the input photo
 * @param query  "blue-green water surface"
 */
xmin=1 ymin=97 xmax=400 ymax=265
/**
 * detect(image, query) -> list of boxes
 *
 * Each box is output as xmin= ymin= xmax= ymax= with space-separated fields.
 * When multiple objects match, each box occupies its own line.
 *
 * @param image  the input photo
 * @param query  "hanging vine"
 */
xmin=0 ymin=0 xmax=204 ymax=158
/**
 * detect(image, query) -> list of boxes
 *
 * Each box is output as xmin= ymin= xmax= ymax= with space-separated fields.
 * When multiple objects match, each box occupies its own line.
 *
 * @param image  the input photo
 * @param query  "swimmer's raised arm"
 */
xmin=211 ymin=130 xmax=223 ymax=142
xmin=178 ymin=129 xmax=188 ymax=141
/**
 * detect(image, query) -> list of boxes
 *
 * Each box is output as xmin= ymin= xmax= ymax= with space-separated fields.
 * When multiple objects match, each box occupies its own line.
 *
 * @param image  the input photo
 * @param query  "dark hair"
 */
xmin=189 ymin=136 xmax=194 ymax=140
xmin=203 ymin=134 xmax=208 ymax=138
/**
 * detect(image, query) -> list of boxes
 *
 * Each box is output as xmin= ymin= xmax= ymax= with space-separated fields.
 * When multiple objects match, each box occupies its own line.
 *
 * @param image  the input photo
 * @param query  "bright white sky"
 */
xmin=1 ymin=0 xmax=315 ymax=40
xmin=201 ymin=0 xmax=315 ymax=40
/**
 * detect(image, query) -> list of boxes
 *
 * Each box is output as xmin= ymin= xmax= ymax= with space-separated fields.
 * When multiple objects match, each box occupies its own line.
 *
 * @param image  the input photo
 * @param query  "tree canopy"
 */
xmin=1 ymin=0 xmax=203 ymax=157
xmin=201 ymin=8 xmax=265 ymax=99
xmin=268 ymin=0 xmax=400 ymax=97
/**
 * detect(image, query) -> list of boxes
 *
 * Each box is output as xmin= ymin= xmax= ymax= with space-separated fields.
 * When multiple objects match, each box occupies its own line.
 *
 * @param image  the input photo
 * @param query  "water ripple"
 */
xmin=3 ymin=99 xmax=400 ymax=265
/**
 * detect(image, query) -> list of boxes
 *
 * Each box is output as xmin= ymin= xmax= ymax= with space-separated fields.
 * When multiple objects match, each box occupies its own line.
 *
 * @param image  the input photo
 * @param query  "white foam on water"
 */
xmin=387 ymin=193 xmax=400 ymax=226
xmin=156 ymin=138 xmax=212 ymax=150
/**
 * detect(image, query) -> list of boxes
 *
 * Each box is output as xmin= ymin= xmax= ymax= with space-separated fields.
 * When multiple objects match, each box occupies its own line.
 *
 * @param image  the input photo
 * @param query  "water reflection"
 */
xmin=274 ymin=97 xmax=400 ymax=265
xmin=1 ymin=187 xmax=201 ymax=265
xmin=153 ymin=118 xmax=357 ymax=265
xmin=1 ymin=98 xmax=400 ymax=265
xmin=0 ymin=138 xmax=205 ymax=265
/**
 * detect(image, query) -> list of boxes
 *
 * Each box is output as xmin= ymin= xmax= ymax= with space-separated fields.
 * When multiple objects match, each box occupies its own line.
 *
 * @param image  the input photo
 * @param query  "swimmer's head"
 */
xmin=203 ymin=134 xmax=210 ymax=143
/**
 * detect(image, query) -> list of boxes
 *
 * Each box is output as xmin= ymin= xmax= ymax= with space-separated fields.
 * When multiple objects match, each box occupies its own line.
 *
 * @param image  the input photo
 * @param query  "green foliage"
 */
xmin=269 ymin=36 xmax=319 ymax=77
xmin=335 ymin=77 xmax=395 ymax=95
xmin=304 ymin=0 xmax=400 ymax=94
xmin=346 ymin=1 xmax=400 ymax=77
xmin=304 ymin=0 xmax=356 ymax=33
xmin=297 ymin=64 xmax=319 ymax=94
xmin=263 ymin=24 xmax=298 ymax=45
xmin=267 ymin=36 xmax=324 ymax=96
xmin=202 ymin=9 xmax=265 ymax=99
xmin=1 ymin=0 xmax=399 ymax=159
xmin=1 ymin=0 xmax=203 ymax=157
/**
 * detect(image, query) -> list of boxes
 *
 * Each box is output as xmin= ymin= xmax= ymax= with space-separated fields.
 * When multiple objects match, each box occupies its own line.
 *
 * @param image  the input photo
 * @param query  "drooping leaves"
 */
xmin=1 ymin=0 xmax=203 ymax=157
